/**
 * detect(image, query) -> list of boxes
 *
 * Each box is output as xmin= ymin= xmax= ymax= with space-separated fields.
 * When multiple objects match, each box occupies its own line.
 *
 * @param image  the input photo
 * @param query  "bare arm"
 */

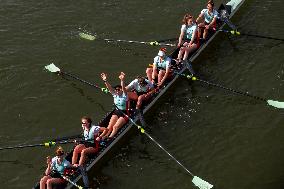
xmin=159 ymin=67 xmax=170 ymax=86
xmin=119 ymin=72 xmax=127 ymax=95
xmin=152 ymin=63 xmax=157 ymax=82
xmin=177 ymin=30 xmax=185 ymax=47
xmin=101 ymin=73 xmax=114 ymax=94
xmin=189 ymin=28 xmax=197 ymax=45
xmin=45 ymin=156 xmax=52 ymax=175
xmin=208 ymin=17 xmax=217 ymax=28
xmin=196 ymin=12 xmax=204 ymax=24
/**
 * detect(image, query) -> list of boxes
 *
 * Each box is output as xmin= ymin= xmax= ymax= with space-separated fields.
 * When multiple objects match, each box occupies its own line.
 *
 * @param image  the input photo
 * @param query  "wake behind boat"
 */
xmin=33 ymin=0 xmax=246 ymax=188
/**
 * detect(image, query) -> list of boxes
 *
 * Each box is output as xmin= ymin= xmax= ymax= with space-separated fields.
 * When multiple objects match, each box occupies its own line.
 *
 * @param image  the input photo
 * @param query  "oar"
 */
xmin=61 ymin=174 xmax=84 ymax=189
xmin=44 ymin=63 xmax=109 ymax=94
xmin=53 ymin=134 xmax=82 ymax=142
xmin=45 ymin=64 xmax=213 ymax=188
xmin=0 ymin=139 xmax=76 ymax=151
xmin=173 ymin=70 xmax=284 ymax=109
xmin=114 ymin=106 xmax=213 ymax=189
xmin=78 ymin=32 xmax=176 ymax=47
xmin=219 ymin=29 xmax=284 ymax=42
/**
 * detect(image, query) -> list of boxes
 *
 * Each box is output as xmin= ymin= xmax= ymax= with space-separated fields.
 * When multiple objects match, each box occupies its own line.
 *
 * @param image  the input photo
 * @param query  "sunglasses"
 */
xmin=115 ymin=88 xmax=121 ymax=91
xmin=81 ymin=122 xmax=88 ymax=124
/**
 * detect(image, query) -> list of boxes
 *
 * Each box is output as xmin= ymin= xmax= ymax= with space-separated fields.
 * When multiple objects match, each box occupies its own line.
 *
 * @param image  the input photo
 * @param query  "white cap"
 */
xmin=158 ymin=50 xmax=165 ymax=57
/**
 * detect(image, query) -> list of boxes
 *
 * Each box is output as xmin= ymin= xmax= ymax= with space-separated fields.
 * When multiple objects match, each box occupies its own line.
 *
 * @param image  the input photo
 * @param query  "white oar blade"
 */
xmin=267 ymin=100 xmax=284 ymax=109
xmin=79 ymin=32 xmax=96 ymax=40
xmin=192 ymin=176 xmax=213 ymax=189
xmin=45 ymin=63 xmax=60 ymax=73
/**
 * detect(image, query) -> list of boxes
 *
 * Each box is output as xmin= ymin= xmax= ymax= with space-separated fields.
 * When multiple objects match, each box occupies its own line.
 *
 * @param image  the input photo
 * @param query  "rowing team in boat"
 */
xmin=39 ymin=0 xmax=219 ymax=188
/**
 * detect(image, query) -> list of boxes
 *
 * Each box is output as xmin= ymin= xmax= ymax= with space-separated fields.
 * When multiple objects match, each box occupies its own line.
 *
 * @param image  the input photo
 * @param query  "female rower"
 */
xmin=177 ymin=13 xmax=198 ymax=62
xmin=146 ymin=48 xmax=172 ymax=87
xmin=40 ymin=146 xmax=70 ymax=189
xmin=72 ymin=116 xmax=107 ymax=166
xmin=99 ymin=72 xmax=128 ymax=139
xmin=196 ymin=0 xmax=218 ymax=40
xmin=126 ymin=76 xmax=155 ymax=112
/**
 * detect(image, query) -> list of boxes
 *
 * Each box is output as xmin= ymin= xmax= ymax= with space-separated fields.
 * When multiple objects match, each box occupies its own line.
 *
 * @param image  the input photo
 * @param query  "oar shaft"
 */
xmin=61 ymin=71 xmax=103 ymax=91
xmin=143 ymin=131 xmax=194 ymax=176
xmin=196 ymin=78 xmax=267 ymax=102
xmin=114 ymin=106 xmax=195 ymax=177
xmin=0 ymin=140 xmax=76 ymax=151
xmin=0 ymin=143 xmax=45 ymax=150
xmin=104 ymin=38 xmax=175 ymax=47
xmin=61 ymin=175 xmax=83 ymax=189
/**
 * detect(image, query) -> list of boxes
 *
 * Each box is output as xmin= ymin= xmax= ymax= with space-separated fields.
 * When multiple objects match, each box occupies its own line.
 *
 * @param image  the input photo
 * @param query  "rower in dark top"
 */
xmin=126 ymin=76 xmax=155 ymax=112
xmin=146 ymin=48 xmax=172 ymax=87
xmin=99 ymin=72 xmax=129 ymax=139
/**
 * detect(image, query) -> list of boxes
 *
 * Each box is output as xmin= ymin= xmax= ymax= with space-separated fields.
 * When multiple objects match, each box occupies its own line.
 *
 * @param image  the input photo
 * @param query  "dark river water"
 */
xmin=0 ymin=0 xmax=283 ymax=189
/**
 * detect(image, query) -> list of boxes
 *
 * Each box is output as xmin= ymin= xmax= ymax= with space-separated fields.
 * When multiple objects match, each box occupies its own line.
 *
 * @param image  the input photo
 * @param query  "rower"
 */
xmin=176 ymin=13 xmax=199 ymax=63
xmin=40 ymin=146 xmax=71 ymax=189
xmin=196 ymin=0 xmax=218 ymax=40
xmin=126 ymin=76 xmax=155 ymax=113
xmin=146 ymin=48 xmax=172 ymax=87
xmin=99 ymin=72 xmax=129 ymax=139
xmin=72 ymin=116 xmax=107 ymax=167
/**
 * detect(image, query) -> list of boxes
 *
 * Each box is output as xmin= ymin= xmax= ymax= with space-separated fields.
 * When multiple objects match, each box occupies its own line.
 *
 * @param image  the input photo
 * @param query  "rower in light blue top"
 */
xmin=39 ymin=146 xmax=71 ymax=189
xmin=100 ymin=72 xmax=129 ymax=139
xmin=177 ymin=14 xmax=198 ymax=62
xmin=196 ymin=0 xmax=218 ymax=40
xmin=146 ymin=48 xmax=172 ymax=87
xmin=126 ymin=76 xmax=155 ymax=111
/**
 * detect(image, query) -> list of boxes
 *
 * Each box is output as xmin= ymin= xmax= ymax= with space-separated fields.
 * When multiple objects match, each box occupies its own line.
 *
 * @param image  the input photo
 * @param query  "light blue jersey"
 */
xmin=51 ymin=157 xmax=70 ymax=175
xmin=113 ymin=93 xmax=128 ymax=110
xmin=127 ymin=79 xmax=154 ymax=93
xmin=201 ymin=9 xmax=218 ymax=23
xmin=181 ymin=24 xmax=197 ymax=40
xmin=83 ymin=125 xmax=100 ymax=143
xmin=153 ymin=56 xmax=171 ymax=70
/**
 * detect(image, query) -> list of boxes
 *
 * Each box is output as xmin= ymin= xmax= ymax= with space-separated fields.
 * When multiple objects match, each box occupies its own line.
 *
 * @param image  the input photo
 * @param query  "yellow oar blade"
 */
xmin=192 ymin=176 xmax=213 ymax=189
xmin=267 ymin=100 xmax=284 ymax=109
xmin=45 ymin=63 xmax=60 ymax=73
xmin=79 ymin=32 xmax=96 ymax=40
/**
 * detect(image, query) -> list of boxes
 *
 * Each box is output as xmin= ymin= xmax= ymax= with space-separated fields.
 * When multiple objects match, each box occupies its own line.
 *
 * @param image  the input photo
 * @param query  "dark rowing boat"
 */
xmin=33 ymin=0 xmax=245 ymax=188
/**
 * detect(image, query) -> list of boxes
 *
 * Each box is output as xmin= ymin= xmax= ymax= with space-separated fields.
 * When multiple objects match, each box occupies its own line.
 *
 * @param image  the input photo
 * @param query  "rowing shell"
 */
xmin=32 ymin=0 xmax=245 ymax=188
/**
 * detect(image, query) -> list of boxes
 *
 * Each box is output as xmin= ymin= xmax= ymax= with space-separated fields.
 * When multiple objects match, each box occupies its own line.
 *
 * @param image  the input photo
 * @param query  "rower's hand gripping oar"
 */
xmin=175 ymin=69 xmax=284 ymax=109
xmin=79 ymin=32 xmax=176 ymax=47
xmin=44 ymin=63 xmax=109 ymax=94
xmin=114 ymin=105 xmax=213 ymax=189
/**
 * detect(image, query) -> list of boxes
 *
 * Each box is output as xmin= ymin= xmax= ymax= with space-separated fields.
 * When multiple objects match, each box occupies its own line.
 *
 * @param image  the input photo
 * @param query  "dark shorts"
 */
xmin=113 ymin=109 xmax=128 ymax=119
xmin=49 ymin=170 xmax=62 ymax=178
xmin=83 ymin=142 xmax=97 ymax=148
